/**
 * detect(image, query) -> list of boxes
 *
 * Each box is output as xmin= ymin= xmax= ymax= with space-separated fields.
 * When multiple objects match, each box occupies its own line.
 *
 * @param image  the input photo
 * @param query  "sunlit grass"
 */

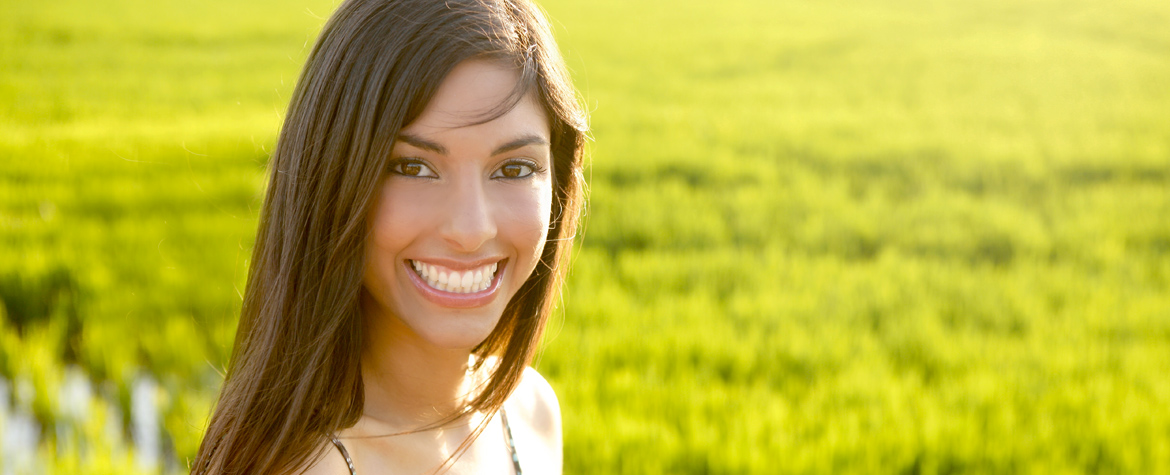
xmin=1 ymin=0 xmax=1168 ymax=472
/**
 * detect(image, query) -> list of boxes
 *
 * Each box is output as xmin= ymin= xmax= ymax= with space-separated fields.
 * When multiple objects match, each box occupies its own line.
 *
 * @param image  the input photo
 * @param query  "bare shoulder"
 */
xmin=503 ymin=366 xmax=563 ymax=473
xmin=510 ymin=366 xmax=562 ymax=437
xmin=295 ymin=439 xmax=353 ymax=475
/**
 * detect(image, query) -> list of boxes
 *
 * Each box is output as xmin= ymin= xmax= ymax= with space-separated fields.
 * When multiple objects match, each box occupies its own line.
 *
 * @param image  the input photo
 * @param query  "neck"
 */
xmin=359 ymin=300 xmax=483 ymax=432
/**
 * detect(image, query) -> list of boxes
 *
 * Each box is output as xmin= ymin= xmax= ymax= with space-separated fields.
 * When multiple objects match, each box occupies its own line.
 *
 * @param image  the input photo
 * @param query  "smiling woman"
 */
xmin=190 ymin=1 xmax=587 ymax=474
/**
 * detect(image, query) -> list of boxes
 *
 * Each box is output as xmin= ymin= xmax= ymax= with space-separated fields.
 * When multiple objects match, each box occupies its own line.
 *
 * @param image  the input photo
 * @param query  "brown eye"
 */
xmin=494 ymin=162 xmax=535 ymax=179
xmin=391 ymin=159 xmax=436 ymax=177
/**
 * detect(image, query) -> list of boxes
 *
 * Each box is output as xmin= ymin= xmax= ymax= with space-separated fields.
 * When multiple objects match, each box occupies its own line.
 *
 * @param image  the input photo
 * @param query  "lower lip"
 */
xmin=404 ymin=260 xmax=506 ymax=309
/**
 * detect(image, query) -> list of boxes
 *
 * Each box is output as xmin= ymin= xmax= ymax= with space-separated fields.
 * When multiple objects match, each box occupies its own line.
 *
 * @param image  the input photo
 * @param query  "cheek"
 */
xmin=499 ymin=180 xmax=553 ymax=263
xmin=369 ymin=184 xmax=432 ymax=243
xmin=364 ymin=184 xmax=426 ymax=284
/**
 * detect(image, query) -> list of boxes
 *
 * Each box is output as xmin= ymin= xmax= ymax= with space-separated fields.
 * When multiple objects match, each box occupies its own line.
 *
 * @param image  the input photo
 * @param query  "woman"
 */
xmin=191 ymin=0 xmax=586 ymax=473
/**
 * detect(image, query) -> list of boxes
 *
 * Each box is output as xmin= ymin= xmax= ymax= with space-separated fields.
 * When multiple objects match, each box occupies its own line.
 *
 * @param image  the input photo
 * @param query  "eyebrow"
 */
xmin=396 ymin=133 xmax=447 ymax=154
xmin=490 ymin=135 xmax=550 ymax=155
xmin=395 ymin=133 xmax=549 ymax=156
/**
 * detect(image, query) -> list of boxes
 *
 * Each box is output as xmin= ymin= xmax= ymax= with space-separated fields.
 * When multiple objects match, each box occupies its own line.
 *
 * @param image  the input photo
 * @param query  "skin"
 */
xmin=302 ymin=59 xmax=563 ymax=474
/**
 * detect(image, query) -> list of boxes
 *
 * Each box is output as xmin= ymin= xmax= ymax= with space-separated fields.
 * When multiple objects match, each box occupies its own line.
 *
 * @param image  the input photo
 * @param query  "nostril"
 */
xmin=442 ymin=205 xmax=497 ymax=251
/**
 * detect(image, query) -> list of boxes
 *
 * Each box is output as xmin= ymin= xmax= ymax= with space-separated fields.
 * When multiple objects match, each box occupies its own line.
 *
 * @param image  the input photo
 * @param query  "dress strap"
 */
xmin=500 ymin=408 xmax=523 ymax=475
xmin=329 ymin=435 xmax=357 ymax=475
xmin=329 ymin=412 xmax=519 ymax=475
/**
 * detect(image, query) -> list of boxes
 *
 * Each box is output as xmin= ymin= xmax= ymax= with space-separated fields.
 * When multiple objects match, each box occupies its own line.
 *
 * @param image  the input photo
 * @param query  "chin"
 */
xmin=409 ymin=309 xmax=504 ymax=351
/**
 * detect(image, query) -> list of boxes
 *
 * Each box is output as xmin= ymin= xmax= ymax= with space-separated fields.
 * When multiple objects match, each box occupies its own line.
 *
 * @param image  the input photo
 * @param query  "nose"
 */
xmin=440 ymin=178 xmax=497 ymax=252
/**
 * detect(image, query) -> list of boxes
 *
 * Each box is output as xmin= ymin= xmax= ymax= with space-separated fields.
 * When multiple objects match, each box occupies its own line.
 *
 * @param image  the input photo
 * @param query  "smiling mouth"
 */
xmin=409 ymin=260 xmax=501 ymax=294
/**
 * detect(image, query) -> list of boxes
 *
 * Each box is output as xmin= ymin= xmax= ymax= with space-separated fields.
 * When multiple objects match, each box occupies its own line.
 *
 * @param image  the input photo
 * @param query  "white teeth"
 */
xmin=459 ymin=271 xmax=472 ymax=291
xmin=410 ymin=260 xmax=499 ymax=294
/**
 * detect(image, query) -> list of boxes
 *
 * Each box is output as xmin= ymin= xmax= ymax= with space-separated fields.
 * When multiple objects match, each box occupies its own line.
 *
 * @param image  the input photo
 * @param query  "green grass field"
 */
xmin=2 ymin=0 xmax=1168 ymax=472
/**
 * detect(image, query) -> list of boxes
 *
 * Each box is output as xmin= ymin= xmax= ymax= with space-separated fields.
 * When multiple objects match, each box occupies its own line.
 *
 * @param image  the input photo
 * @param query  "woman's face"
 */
xmin=362 ymin=59 xmax=553 ymax=350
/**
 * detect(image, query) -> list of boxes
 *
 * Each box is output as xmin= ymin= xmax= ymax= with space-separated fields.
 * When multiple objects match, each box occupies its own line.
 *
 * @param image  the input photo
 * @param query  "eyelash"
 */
xmin=388 ymin=158 xmax=437 ymax=178
xmin=387 ymin=158 xmax=545 ymax=180
xmin=493 ymin=159 xmax=545 ymax=179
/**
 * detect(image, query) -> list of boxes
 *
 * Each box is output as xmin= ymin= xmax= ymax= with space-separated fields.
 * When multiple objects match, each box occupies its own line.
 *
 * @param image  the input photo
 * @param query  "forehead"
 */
xmin=401 ymin=59 xmax=549 ymax=141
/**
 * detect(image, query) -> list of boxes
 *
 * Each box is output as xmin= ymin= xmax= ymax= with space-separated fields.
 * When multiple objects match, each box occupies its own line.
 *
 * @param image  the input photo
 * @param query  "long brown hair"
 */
xmin=192 ymin=0 xmax=586 ymax=473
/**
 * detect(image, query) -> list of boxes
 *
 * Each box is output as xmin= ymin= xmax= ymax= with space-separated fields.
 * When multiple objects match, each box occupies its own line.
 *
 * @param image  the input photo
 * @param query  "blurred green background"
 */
xmin=1 ymin=0 xmax=1168 ymax=473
